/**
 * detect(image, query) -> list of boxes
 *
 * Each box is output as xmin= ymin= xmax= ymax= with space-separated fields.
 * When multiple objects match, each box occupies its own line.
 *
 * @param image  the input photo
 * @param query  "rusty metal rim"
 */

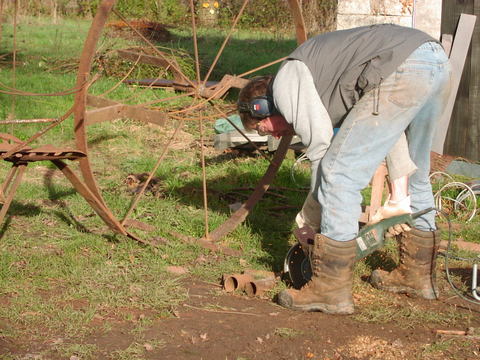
xmin=73 ymin=0 xmax=307 ymax=242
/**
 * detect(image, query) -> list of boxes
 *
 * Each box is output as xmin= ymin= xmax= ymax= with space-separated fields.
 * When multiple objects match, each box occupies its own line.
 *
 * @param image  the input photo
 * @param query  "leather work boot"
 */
xmin=370 ymin=227 xmax=440 ymax=299
xmin=278 ymin=234 xmax=356 ymax=314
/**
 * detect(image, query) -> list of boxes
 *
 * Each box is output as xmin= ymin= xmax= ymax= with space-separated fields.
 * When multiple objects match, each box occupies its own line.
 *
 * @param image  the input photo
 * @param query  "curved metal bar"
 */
xmin=72 ymin=0 xmax=307 ymax=243
xmin=207 ymin=134 xmax=294 ymax=241
xmin=74 ymin=0 xmax=116 ymax=208
xmin=207 ymin=0 xmax=307 ymax=242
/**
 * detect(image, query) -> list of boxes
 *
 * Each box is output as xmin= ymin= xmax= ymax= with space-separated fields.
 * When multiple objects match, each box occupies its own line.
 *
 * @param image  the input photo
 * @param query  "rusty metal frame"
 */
xmin=68 ymin=0 xmax=308 ymax=244
xmin=1 ymin=0 xmax=308 ymax=248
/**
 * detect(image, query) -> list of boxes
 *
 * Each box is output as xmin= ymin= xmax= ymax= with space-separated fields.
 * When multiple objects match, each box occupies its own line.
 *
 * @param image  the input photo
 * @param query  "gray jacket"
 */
xmin=286 ymin=24 xmax=436 ymax=127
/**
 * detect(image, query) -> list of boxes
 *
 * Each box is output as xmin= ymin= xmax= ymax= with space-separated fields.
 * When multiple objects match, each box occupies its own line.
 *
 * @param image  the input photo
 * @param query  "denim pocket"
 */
xmin=387 ymin=64 xmax=433 ymax=108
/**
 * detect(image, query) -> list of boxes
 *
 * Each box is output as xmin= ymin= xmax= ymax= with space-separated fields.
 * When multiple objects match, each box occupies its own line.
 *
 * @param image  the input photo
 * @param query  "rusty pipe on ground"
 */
xmin=222 ymin=273 xmax=253 ymax=292
xmin=245 ymin=278 xmax=277 ymax=297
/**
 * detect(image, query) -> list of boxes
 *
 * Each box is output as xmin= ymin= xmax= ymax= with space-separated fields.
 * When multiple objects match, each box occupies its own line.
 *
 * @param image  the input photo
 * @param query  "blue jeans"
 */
xmin=315 ymin=42 xmax=452 ymax=241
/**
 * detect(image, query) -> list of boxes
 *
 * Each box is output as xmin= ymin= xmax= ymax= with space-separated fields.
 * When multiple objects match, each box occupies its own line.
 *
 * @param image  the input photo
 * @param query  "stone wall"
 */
xmin=337 ymin=0 xmax=442 ymax=40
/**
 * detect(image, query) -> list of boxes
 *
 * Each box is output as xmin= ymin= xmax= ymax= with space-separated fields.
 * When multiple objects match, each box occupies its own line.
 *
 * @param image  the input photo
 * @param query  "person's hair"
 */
xmin=237 ymin=75 xmax=273 ymax=130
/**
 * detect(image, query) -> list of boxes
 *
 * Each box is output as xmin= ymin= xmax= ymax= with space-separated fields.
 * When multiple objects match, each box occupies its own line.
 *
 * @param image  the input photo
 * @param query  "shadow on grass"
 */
xmin=169 ymin=156 xmax=308 ymax=271
xmin=0 ymin=201 xmax=41 ymax=239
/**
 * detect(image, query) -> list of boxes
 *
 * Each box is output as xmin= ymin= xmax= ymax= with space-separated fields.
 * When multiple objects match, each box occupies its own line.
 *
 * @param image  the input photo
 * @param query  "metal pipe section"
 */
xmin=473 ymin=263 xmax=480 ymax=301
xmin=223 ymin=273 xmax=254 ymax=292
xmin=244 ymin=278 xmax=276 ymax=297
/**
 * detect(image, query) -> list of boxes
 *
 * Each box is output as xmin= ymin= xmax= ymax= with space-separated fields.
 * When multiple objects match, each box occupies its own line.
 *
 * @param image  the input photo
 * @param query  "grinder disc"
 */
xmin=283 ymin=243 xmax=312 ymax=289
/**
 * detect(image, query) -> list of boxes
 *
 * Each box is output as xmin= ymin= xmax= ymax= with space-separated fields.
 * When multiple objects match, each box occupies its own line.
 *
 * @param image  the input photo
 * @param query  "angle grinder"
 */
xmin=283 ymin=208 xmax=435 ymax=289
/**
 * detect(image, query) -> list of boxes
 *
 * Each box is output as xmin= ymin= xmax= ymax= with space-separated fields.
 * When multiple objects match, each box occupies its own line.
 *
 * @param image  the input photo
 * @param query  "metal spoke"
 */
xmin=190 ymin=0 xmax=201 ymax=84
xmin=238 ymin=57 xmax=288 ymax=78
xmin=112 ymin=8 xmax=197 ymax=90
xmin=121 ymin=120 xmax=185 ymax=225
xmin=203 ymin=0 xmax=250 ymax=84
xmin=1 ymin=106 xmax=75 ymax=160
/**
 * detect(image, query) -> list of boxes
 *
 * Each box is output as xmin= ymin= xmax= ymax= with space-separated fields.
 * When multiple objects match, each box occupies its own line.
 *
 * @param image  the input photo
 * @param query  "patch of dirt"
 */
xmin=2 ymin=280 xmax=479 ymax=359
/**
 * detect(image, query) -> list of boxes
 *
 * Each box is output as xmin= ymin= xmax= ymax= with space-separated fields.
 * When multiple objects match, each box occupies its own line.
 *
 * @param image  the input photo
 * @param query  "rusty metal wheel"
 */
xmin=72 ymin=0 xmax=307 ymax=244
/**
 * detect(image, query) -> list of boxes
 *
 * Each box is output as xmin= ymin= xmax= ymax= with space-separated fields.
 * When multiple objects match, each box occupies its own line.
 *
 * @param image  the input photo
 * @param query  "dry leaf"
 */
xmin=143 ymin=343 xmax=154 ymax=351
xmin=166 ymin=266 xmax=188 ymax=275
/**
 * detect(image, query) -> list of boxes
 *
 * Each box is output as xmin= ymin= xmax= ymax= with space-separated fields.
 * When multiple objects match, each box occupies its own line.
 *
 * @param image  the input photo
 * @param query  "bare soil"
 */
xmin=2 ymin=279 xmax=479 ymax=360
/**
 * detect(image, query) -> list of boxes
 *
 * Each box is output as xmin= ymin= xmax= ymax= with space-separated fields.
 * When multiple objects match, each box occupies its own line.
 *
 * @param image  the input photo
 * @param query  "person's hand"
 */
xmin=385 ymin=223 xmax=411 ymax=238
xmin=368 ymin=196 xmax=412 ymax=237
xmin=295 ymin=192 xmax=321 ymax=232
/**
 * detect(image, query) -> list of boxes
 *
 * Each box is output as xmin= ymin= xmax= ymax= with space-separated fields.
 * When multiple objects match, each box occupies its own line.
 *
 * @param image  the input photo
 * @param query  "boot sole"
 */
xmin=370 ymin=271 xmax=439 ymax=300
xmin=277 ymin=292 xmax=354 ymax=315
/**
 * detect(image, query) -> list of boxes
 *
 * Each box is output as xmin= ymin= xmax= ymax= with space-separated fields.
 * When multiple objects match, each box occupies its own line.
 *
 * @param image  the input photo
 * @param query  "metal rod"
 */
xmin=203 ymin=0 xmax=250 ymax=84
xmin=112 ymin=9 xmax=197 ymax=90
xmin=198 ymin=116 xmax=210 ymax=239
xmin=0 ymin=0 xmax=4 ymax=49
xmin=1 ymin=106 xmax=75 ymax=160
xmin=11 ymin=0 xmax=18 ymax=117
xmin=473 ymin=263 xmax=480 ymax=301
xmin=189 ymin=0 xmax=201 ymax=84
xmin=143 ymin=90 xmax=197 ymax=107
xmin=52 ymin=160 xmax=131 ymax=238
xmin=166 ymin=81 xmax=233 ymax=115
xmin=189 ymin=0 xmax=210 ymax=238
xmin=0 ymin=118 xmax=58 ymax=125
xmin=237 ymin=57 xmax=288 ymax=78
xmin=0 ymin=165 xmax=18 ymax=201
xmin=0 ymin=164 xmax=26 ymax=225
xmin=0 ymin=79 xmax=86 ymax=96
xmin=122 ymin=68 xmax=172 ymax=104
xmin=212 ymin=103 xmax=272 ymax=163
xmin=99 ymin=52 xmax=142 ymax=97
xmin=120 ymin=120 xmax=185 ymax=225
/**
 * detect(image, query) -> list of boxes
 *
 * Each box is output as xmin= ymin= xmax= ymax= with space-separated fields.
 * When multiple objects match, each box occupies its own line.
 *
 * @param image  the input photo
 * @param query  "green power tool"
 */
xmin=284 ymin=208 xmax=435 ymax=289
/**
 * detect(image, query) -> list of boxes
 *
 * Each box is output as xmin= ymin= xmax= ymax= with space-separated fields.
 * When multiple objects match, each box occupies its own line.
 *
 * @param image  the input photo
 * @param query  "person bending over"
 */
xmin=238 ymin=24 xmax=452 ymax=315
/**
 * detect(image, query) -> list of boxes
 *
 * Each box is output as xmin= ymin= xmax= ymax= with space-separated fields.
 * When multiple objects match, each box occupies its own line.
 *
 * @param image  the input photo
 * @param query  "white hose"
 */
xmin=434 ymin=181 xmax=477 ymax=222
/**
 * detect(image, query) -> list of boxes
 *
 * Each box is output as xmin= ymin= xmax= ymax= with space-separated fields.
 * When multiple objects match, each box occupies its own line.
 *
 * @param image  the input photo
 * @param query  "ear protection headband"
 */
xmin=237 ymin=96 xmax=275 ymax=119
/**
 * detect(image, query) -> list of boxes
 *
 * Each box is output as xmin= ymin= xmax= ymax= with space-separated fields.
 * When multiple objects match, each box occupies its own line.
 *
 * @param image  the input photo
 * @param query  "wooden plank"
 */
xmin=432 ymin=13 xmax=477 ymax=154
xmin=441 ymin=34 xmax=453 ymax=57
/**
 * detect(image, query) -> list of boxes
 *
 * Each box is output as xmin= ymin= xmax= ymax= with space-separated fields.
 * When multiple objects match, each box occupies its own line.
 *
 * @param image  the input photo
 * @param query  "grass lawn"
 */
xmin=0 ymin=13 xmax=479 ymax=360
